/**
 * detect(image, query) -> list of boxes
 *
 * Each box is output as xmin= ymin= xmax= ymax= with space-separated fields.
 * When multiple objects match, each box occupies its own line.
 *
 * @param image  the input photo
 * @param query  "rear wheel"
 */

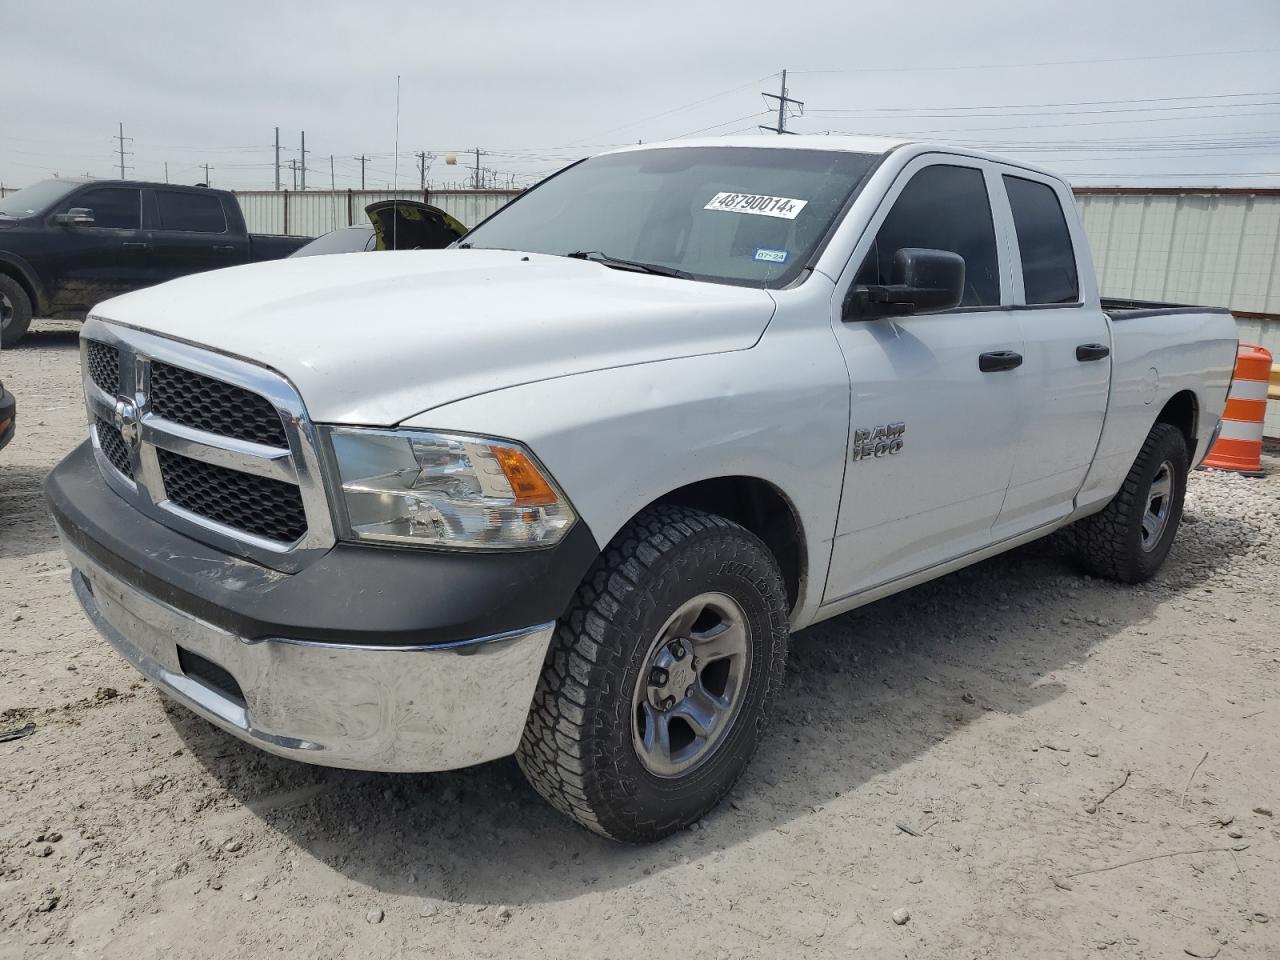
xmin=517 ymin=505 xmax=789 ymax=842
xmin=1066 ymin=422 xmax=1189 ymax=583
xmin=0 ymin=275 xmax=33 ymax=348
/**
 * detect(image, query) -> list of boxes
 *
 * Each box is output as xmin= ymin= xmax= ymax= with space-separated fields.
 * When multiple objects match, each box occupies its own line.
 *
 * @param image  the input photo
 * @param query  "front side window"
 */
xmin=856 ymin=164 xmax=1000 ymax=307
xmin=461 ymin=146 xmax=880 ymax=288
xmin=66 ymin=188 xmax=141 ymax=230
xmin=156 ymin=190 xmax=228 ymax=233
xmin=1003 ymin=175 xmax=1079 ymax=304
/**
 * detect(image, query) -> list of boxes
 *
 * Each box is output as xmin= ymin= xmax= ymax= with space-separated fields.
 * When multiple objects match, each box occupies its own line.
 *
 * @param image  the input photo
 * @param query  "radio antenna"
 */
xmin=392 ymin=74 xmax=401 ymax=250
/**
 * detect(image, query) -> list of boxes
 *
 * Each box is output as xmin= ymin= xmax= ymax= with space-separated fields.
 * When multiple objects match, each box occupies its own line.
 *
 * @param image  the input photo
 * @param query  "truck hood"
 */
xmin=92 ymin=249 xmax=776 ymax=424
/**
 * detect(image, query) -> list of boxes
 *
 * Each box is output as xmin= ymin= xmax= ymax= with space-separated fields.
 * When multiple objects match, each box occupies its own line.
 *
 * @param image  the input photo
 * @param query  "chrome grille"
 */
xmin=150 ymin=361 xmax=288 ymax=448
xmin=94 ymin=416 xmax=134 ymax=480
xmin=86 ymin=341 xmax=120 ymax=395
xmin=157 ymin=449 xmax=307 ymax=543
xmin=78 ymin=320 xmax=334 ymax=571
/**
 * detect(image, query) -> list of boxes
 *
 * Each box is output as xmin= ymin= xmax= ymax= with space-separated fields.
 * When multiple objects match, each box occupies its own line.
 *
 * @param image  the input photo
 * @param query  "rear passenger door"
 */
xmin=148 ymin=189 xmax=246 ymax=284
xmin=990 ymin=170 xmax=1111 ymax=538
xmin=823 ymin=158 xmax=1024 ymax=604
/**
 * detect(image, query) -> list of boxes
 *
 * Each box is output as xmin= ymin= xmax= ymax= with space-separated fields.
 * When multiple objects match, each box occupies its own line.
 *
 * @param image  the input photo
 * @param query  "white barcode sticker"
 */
xmin=703 ymin=192 xmax=808 ymax=220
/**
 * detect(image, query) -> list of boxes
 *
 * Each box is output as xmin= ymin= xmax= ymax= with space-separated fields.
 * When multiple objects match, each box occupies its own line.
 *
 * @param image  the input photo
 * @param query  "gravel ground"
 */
xmin=2 ymin=320 xmax=1278 ymax=959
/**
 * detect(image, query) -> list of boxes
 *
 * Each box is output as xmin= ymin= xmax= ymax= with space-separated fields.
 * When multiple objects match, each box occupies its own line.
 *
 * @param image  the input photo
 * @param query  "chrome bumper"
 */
xmin=63 ymin=536 xmax=554 ymax=772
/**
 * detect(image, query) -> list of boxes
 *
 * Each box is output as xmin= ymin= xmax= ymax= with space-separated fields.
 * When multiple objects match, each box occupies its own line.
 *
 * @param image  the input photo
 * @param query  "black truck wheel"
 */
xmin=1066 ymin=422 xmax=1189 ymax=583
xmin=0 ymin=275 xmax=33 ymax=348
xmin=517 ymin=505 xmax=789 ymax=842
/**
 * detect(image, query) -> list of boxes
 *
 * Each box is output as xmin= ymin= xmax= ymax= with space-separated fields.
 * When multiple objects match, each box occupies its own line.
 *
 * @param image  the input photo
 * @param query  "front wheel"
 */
xmin=517 ymin=505 xmax=789 ymax=842
xmin=0 ymin=275 xmax=33 ymax=349
xmin=1066 ymin=422 xmax=1189 ymax=583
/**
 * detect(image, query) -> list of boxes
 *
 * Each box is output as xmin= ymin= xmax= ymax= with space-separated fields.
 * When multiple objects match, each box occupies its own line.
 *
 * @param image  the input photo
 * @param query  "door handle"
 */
xmin=121 ymin=241 xmax=150 ymax=250
xmin=1076 ymin=343 xmax=1111 ymax=362
xmin=978 ymin=350 xmax=1023 ymax=373
xmin=212 ymin=244 xmax=237 ymax=252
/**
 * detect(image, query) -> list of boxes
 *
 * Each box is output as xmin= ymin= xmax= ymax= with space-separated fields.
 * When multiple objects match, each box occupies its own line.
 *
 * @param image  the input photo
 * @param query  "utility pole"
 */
xmin=202 ymin=163 xmax=211 ymax=185
xmin=164 ymin=161 xmax=169 ymax=183
xmin=299 ymin=131 xmax=307 ymax=190
xmin=759 ymin=69 xmax=804 ymax=135
xmin=330 ymin=154 xmax=336 ymax=191
xmin=274 ymin=127 xmax=281 ymax=191
xmin=114 ymin=122 xmax=133 ymax=178
xmin=357 ymin=154 xmax=367 ymax=190
xmin=473 ymin=148 xmax=483 ymax=189
xmin=289 ymin=159 xmax=298 ymax=191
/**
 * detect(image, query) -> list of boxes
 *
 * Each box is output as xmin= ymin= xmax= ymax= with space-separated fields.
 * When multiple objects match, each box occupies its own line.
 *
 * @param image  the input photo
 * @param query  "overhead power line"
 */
xmin=790 ymin=46 xmax=1280 ymax=76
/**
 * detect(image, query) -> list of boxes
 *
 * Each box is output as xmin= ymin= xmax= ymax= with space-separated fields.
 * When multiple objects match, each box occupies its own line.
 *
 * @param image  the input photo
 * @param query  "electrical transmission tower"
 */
xmin=759 ymin=70 xmax=804 ymax=135
xmin=115 ymin=122 xmax=134 ymax=178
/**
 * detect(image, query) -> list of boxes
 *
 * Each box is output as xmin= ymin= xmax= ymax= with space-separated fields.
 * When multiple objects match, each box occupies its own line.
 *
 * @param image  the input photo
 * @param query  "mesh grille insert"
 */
xmin=94 ymin=416 xmax=134 ymax=480
xmin=86 ymin=341 xmax=120 ymax=395
xmin=157 ymin=449 xmax=307 ymax=543
xmin=150 ymin=361 xmax=288 ymax=448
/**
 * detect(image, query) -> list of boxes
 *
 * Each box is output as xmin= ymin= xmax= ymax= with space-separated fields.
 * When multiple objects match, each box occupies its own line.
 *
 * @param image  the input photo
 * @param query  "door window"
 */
xmin=155 ymin=191 xmax=228 ymax=233
xmin=1003 ymin=175 xmax=1079 ymax=304
xmin=66 ymin=188 xmax=141 ymax=229
xmin=856 ymin=164 xmax=1000 ymax=307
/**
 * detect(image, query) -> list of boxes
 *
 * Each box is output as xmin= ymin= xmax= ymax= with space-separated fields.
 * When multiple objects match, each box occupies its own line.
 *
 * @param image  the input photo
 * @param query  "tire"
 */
xmin=517 ymin=505 xmax=790 ymax=842
xmin=0 ymin=274 xmax=33 ymax=348
xmin=1066 ymin=422 xmax=1189 ymax=583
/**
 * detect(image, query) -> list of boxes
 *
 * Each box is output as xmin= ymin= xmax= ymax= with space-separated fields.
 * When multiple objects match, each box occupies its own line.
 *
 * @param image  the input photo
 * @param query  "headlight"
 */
xmin=325 ymin=427 xmax=576 ymax=549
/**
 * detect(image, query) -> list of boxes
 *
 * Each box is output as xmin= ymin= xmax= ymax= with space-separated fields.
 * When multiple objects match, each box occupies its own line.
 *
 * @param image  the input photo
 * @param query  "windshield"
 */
xmin=461 ymin=146 xmax=880 ymax=288
xmin=0 ymin=179 xmax=81 ymax=218
xmin=291 ymin=225 xmax=375 ymax=257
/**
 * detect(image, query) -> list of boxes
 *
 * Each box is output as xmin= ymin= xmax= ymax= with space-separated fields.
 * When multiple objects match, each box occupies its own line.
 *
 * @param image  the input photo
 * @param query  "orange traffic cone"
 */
xmin=1202 ymin=343 xmax=1271 ymax=477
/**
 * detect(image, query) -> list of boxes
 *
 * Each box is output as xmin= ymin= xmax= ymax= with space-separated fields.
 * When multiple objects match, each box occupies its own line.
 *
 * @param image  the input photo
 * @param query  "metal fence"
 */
xmin=233 ymin=188 xmax=521 ymax=236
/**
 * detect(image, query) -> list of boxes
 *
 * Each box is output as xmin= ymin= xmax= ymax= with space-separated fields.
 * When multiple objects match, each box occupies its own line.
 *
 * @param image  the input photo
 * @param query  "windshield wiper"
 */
xmin=564 ymin=250 xmax=691 ymax=280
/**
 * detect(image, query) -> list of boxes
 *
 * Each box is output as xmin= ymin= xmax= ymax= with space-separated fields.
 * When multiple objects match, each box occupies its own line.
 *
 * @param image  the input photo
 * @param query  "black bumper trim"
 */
xmin=46 ymin=441 xmax=599 ymax=647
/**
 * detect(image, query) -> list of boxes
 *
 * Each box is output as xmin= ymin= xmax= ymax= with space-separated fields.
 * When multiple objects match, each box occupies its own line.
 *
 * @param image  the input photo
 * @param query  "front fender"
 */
xmin=0 ymin=250 xmax=47 ymax=313
xmin=405 ymin=333 xmax=851 ymax=630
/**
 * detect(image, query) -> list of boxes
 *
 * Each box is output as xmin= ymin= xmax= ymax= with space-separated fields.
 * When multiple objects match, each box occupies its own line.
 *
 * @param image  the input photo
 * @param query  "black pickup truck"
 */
xmin=0 ymin=179 xmax=308 ymax=346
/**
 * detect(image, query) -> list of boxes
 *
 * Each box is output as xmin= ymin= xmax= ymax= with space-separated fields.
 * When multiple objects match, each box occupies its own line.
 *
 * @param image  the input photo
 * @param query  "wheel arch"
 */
xmin=644 ymin=475 xmax=807 ymax=614
xmin=1155 ymin=389 xmax=1199 ymax=462
xmin=0 ymin=253 xmax=46 ymax=315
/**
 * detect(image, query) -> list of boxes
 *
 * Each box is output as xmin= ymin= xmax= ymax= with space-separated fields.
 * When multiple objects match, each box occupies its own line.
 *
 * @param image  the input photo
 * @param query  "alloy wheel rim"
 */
xmin=631 ymin=591 xmax=752 ymax=778
xmin=0 ymin=292 xmax=12 ymax=331
xmin=1141 ymin=460 xmax=1174 ymax=551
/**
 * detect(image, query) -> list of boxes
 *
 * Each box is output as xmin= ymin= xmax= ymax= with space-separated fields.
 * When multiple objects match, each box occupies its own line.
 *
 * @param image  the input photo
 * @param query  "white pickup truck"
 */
xmin=47 ymin=136 xmax=1237 ymax=842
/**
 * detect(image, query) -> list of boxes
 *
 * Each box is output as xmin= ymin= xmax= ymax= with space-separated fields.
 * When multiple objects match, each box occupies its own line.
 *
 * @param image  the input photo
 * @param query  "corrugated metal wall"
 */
xmin=1076 ymin=189 xmax=1280 ymax=436
xmin=232 ymin=189 xmax=520 ymax=236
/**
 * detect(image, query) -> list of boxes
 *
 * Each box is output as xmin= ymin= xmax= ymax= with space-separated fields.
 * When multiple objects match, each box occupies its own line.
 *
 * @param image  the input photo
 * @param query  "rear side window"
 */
xmin=1003 ymin=175 xmax=1079 ymax=304
xmin=68 ymin=188 xmax=141 ymax=229
xmin=856 ymin=164 xmax=1000 ymax=307
xmin=156 ymin=190 xmax=228 ymax=233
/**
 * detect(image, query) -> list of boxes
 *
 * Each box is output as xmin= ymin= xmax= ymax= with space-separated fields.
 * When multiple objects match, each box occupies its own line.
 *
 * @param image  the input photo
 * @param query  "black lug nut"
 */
xmin=649 ymin=666 xmax=669 ymax=687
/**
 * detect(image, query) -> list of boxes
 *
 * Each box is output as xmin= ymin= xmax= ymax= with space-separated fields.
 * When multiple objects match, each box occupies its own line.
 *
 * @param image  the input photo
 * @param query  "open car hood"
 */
xmin=365 ymin=200 xmax=467 ymax=251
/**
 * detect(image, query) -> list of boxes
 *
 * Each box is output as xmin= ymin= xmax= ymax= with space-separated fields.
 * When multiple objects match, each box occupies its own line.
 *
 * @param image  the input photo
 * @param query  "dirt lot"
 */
xmin=2 ymin=320 xmax=1278 ymax=959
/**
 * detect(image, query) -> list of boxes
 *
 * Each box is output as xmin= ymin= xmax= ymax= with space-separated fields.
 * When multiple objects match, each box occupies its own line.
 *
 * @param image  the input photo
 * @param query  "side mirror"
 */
xmin=54 ymin=207 xmax=95 ymax=226
xmin=844 ymin=247 xmax=965 ymax=320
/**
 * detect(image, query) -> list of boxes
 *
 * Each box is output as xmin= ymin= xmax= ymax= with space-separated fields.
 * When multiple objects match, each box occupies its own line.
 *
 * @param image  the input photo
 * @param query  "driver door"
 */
xmin=823 ymin=158 xmax=1024 ymax=605
xmin=47 ymin=185 xmax=153 ymax=312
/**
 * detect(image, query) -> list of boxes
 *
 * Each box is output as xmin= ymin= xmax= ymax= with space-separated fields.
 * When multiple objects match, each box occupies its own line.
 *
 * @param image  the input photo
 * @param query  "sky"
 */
xmin=3 ymin=0 xmax=1279 ymax=192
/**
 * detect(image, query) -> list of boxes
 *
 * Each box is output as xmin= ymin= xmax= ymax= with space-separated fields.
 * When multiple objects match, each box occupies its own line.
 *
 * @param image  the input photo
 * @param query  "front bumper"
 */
xmin=46 ymin=442 xmax=598 ymax=772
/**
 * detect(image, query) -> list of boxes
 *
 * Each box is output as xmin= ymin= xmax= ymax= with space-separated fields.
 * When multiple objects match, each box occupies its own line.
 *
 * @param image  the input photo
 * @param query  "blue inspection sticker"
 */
xmin=754 ymin=248 xmax=788 ymax=264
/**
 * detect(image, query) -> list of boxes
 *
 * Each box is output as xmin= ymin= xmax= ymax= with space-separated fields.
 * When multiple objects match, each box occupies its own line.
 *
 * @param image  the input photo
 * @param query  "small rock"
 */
xmin=495 ymin=905 xmax=512 ymax=921
xmin=366 ymin=908 xmax=384 ymax=924
xmin=1084 ymin=802 xmax=1098 ymax=815
xmin=222 ymin=839 xmax=243 ymax=853
xmin=1253 ymin=806 xmax=1273 ymax=817
xmin=241 ymin=891 xmax=257 ymax=902
xmin=33 ymin=844 xmax=53 ymax=857
xmin=1084 ymin=747 xmax=1100 ymax=758
xmin=11 ymin=612 xmax=23 ymax=623
xmin=961 ymin=693 xmax=976 ymax=704
xmin=32 ymin=896 xmax=59 ymax=913
xmin=209 ymin=880 xmax=222 ymax=891
xmin=1226 ymin=828 xmax=1244 ymax=839
xmin=94 ymin=687 xmax=118 ymax=702
xmin=1051 ymin=876 xmax=1074 ymax=891
xmin=906 ymin=875 xmax=923 ymax=885
xmin=46 ymin=831 xmax=62 ymax=843
xmin=891 ymin=907 xmax=910 ymax=925
xmin=1250 ymin=912 xmax=1269 ymax=924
